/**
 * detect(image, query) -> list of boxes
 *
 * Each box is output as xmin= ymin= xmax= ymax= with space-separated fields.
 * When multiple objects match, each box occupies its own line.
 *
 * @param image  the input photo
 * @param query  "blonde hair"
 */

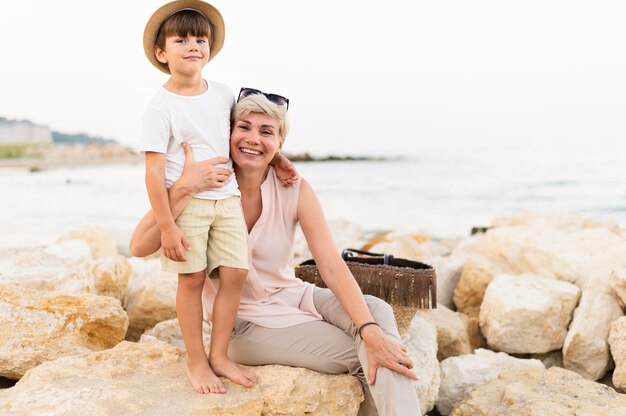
xmin=232 ymin=94 xmax=289 ymax=142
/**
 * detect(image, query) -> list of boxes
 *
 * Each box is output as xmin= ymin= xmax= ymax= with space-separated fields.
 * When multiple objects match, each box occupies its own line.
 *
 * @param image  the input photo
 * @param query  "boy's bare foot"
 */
xmin=210 ymin=356 xmax=257 ymax=388
xmin=187 ymin=361 xmax=226 ymax=394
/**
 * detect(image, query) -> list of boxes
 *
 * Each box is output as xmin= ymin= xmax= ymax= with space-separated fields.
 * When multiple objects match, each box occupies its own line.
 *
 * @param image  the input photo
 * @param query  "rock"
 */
xmin=449 ymin=366 xmax=626 ymax=416
xmin=0 ymin=284 xmax=128 ymax=379
xmin=368 ymin=235 xmax=451 ymax=263
xmin=414 ymin=304 xmax=478 ymax=361
xmin=44 ymin=240 xmax=93 ymax=264
xmin=610 ymin=268 xmax=626 ymax=308
xmin=609 ymin=316 xmax=626 ymax=391
xmin=437 ymin=349 xmax=544 ymax=415
xmin=140 ymin=318 xmax=212 ymax=355
xmin=515 ymin=350 xmax=564 ymax=369
xmin=402 ymin=315 xmax=440 ymax=414
xmin=479 ymin=274 xmax=580 ymax=354
xmin=426 ymin=255 xmax=465 ymax=310
xmin=563 ymin=281 xmax=624 ymax=380
xmin=453 ymin=223 xmax=626 ymax=317
xmin=80 ymin=256 xmax=132 ymax=306
xmin=0 ymin=252 xmax=131 ymax=305
xmin=57 ymin=226 xmax=118 ymax=259
xmin=490 ymin=212 xmax=620 ymax=232
xmin=125 ymin=258 xmax=177 ymax=341
xmin=0 ymin=341 xmax=363 ymax=415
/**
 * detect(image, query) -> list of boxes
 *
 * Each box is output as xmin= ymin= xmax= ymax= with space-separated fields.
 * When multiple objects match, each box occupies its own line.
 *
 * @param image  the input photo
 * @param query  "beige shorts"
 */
xmin=161 ymin=195 xmax=249 ymax=277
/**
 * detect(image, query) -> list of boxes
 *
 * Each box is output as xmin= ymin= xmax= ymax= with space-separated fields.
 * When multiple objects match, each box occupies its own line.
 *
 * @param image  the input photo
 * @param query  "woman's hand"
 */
xmin=175 ymin=143 xmax=233 ymax=195
xmin=361 ymin=325 xmax=418 ymax=384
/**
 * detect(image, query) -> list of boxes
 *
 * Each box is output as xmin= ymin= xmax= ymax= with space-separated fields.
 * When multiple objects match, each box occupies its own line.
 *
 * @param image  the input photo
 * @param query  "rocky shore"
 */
xmin=0 ymin=143 xmax=141 ymax=170
xmin=1 ymin=213 xmax=626 ymax=415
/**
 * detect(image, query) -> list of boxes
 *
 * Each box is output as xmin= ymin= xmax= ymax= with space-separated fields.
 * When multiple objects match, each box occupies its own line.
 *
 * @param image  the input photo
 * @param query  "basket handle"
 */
xmin=341 ymin=248 xmax=394 ymax=265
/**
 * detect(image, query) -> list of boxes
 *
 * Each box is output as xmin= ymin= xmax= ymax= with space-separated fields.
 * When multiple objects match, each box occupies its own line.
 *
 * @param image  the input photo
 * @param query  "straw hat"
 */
xmin=143 ymin=0 xmax=225 ymax=74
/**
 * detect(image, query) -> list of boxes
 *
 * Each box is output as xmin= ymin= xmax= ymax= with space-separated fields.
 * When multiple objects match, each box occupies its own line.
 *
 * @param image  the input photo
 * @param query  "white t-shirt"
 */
xmin=139 ymin=80 xmax=239 ymax=200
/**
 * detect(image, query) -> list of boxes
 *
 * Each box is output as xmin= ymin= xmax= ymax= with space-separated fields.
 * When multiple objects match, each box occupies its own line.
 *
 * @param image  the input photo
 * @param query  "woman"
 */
xmin=130 ymin=90 xmax=421 ymax=415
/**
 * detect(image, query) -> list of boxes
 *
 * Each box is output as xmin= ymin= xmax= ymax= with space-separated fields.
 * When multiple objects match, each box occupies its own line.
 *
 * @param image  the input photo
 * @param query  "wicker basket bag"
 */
xmin=295 ymin=248 xmax=437 ymax=334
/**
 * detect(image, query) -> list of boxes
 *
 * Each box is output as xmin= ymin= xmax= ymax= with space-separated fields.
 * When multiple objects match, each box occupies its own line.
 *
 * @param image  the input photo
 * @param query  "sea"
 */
xmin=1 ymin=140 xmax=625 ymax=250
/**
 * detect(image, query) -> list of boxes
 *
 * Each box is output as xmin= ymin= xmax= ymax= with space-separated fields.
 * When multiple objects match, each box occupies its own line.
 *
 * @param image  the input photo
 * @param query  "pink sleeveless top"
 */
xmin=202 ymin=167 xmax=323 ymax=328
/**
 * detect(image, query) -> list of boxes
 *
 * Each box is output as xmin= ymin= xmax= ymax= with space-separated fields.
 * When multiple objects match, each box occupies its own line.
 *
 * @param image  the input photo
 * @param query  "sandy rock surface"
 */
xmin=449 ymin=366 xmax=626 ymax=416
xmin=0 ymin=284 xmax=128 ymax=379
xmin=437 ymin=349 xmax=544 ymax=415
xmin=0 ymin=341 xmax=363 ymax=416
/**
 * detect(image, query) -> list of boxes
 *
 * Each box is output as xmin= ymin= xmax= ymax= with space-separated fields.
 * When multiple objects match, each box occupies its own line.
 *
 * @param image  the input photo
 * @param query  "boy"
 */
xmin=139 ymin=0 xmax=294 ymax=394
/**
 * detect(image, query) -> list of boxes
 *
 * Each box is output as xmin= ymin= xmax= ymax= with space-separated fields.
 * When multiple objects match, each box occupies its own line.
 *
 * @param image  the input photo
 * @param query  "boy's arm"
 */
xmin=271 ymin=153 xmax=299 ymax=186
xmin=145 ymin=152 xmax=189 ymax=262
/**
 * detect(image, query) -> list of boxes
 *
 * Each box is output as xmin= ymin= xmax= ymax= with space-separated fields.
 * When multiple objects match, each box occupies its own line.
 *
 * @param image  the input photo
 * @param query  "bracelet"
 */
xmin=358 ymin=321 xmax=380 ymax=340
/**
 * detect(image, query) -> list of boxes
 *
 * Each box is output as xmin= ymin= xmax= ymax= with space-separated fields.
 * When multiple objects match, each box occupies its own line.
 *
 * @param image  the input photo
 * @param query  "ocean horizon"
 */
xmin=2 ymin=138 xmax=625 ymax=251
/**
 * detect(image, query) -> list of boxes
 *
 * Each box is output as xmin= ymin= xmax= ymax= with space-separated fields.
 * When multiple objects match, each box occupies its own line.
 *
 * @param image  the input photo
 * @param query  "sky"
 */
xmin=1 ymin=0 xmax=625 ymax=157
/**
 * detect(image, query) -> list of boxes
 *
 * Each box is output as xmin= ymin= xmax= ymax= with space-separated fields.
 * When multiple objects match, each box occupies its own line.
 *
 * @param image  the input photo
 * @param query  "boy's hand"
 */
xmin=273 ymin=153 xmax=298 ymax=186
xmin=179 ymin=143 xmax=232 ymax=194
xmin=162 ymin=225 xmax=190 ymax=262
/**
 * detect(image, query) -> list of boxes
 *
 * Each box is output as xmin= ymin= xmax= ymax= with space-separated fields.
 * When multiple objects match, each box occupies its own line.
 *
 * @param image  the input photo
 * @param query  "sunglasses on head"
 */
xmin=237 ymin=87 xmax=289 ymax=110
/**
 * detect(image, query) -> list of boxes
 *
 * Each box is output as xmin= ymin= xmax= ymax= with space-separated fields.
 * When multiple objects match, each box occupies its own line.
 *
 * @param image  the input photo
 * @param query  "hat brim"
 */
xmin=143 ymin=0 xmax=225 ymax=74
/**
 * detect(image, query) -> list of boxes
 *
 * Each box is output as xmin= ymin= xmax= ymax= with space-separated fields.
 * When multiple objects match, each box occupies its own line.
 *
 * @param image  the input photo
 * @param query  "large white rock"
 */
xmin=0 ymin=251 xmax=131 ymax=305
xmin=415 ymin=304 xmax=479 ymax=361
xmin=437 ymin=349 xmax=544 ymax=415
xmin=610 ymin=268 xmax=626 ymax=308
xmin=490 ymin=212 xmax=620 ymax=232
xmin=608 ymin=316 xmax=626 ymax=391
xmin=368 ymin=234 xmax=451 ymax=263
xmin=450 ymin=367 xmax=626 ymax=416
xmin=0 ymin=341 xmax=363 ymax=415
xmin=57 ymin=226 xmax=118 ymax=259
xmin=0 ymin=284 xmax=128 ymax=379
xmin=425 ymin=255 xmax=465 ymax=310
xmin=402 ymin=315 xmax=440 ymax=415
xmin=44 ymin=240 xmax=93 ymax=264
xmin=453 ymin=222 xmax=626 ymax=317
xmin=563 ymin=279 xmax=624 ymax=380
xmin=479 ymin=274 xmax=580 ymax=354
xmin=125 ymin=258 xmax=177 ymax=340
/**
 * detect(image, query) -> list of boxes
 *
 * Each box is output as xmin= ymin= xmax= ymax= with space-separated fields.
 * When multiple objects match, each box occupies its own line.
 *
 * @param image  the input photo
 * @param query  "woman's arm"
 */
xmin=130 ymin=143 xmax=232 ymax=257
xmin=297 ymin=179 xmax=417 ymax=384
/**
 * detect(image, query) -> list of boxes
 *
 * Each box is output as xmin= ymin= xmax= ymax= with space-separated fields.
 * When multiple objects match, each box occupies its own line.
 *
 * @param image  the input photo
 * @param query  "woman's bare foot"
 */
xmin=187 ymin=360 xmax=226 ymax=394
xmin=209 ymin=355 xmax=257 ymax=387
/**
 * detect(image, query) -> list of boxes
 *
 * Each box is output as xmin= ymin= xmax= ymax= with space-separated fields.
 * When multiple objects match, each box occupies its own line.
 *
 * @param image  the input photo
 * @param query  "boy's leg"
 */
xmin=205 ymin=196 xmax=253 ymax=387
xmin=164 ymin=198 xmax=221 ymax=394
xmin=208 ymin=266 xmax=256 ymax=387
xmin=177 ymin=270 xmax=225 ymax=394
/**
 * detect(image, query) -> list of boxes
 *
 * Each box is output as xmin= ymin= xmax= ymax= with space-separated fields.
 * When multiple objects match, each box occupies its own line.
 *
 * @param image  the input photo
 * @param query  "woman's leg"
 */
xmin=312 ymin=288 xmax=421 ymax=416
xmin=229 ymin=318 xmax=360 ymax=375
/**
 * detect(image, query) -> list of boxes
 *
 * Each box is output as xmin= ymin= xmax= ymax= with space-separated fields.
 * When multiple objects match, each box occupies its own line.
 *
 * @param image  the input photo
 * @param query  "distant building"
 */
xmin=0 ymin=117 xmax=53 ymax=144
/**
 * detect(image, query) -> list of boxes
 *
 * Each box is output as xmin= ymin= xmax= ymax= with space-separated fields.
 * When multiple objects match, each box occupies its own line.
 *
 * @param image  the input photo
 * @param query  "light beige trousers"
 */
xmin=229 ymin=288 xmax=421 ymax=416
